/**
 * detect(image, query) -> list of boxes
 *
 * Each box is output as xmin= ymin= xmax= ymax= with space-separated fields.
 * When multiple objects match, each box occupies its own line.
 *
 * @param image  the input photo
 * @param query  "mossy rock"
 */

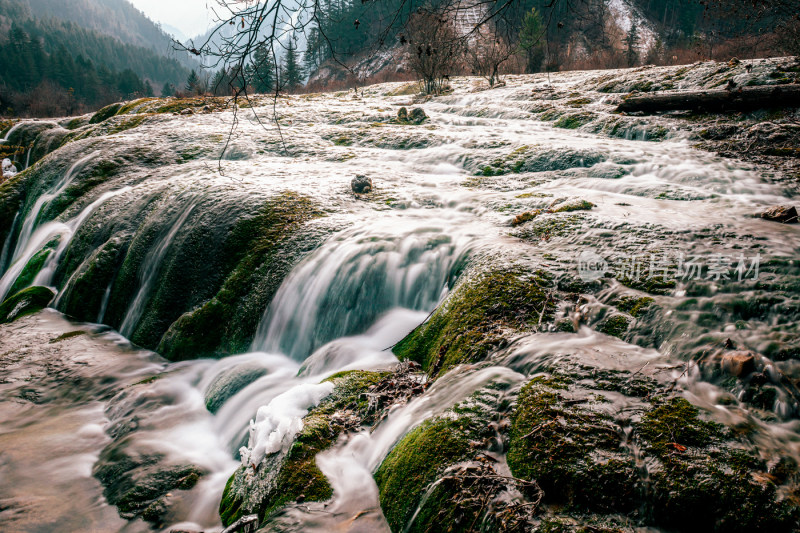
xmin=205 ymin=364 xmax=269 ymax=414
xmin=93 ymin=443 xmax=203 ymax=525
xmin=615 ymin=296 xmax=654 ymax=317
xmin=597 ymin=314 xmax=631 ymax=339
xmin=507 ymin=369 xmax=800 ymax=532
xmin=7 ymin=239 xmax=58 ymax=296
xmin=375 ymin=385 xmax=509 ymax=533
xmin=394 ymin=268 xmax=556 ymax=377
xmin=220 ymin=370 xmax=386 ymax=526
xmin=0 ymin=286 xmax=55 ymax=323
xmin=158 ymin=193 xmax=325 ymax=361
xmin=90 ymin=103 xmax=124 ymax=124
xmin=508 ymin=377 xmax=639 ymax=514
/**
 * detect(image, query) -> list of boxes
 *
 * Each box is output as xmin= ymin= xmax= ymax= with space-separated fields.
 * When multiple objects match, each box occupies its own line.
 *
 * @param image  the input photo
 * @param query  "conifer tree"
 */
xmin=281 ymin=40 xmax=303 ymax=92
xmin=185 ymin=69 xmax=201 ymax=95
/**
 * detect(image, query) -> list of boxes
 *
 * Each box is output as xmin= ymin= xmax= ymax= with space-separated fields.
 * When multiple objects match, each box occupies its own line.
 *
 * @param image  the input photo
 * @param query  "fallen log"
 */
xmin=616 ymin=84 xmax=800 ymax=114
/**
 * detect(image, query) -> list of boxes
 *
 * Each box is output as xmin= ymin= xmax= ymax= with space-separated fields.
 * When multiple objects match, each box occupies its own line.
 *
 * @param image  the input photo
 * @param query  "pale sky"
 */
xmin=128 ymin=0 xmax=214 ymax=39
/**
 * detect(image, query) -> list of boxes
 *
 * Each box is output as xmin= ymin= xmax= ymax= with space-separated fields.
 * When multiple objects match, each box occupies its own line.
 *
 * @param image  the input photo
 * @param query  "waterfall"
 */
xmin=8 ymin=151 xmax=99 ymax=268
xmin=0 ymin=188 xmax=130 ymax=302
xmin=119 ymin=202 xmax=196 ymax=338
xmin=0 ymin=122 xmax=25 ymax=144
xmin=0 ymin=212 xmax=20 ymax=274
xmin=251 ymin=222 xmax=470 ymax=360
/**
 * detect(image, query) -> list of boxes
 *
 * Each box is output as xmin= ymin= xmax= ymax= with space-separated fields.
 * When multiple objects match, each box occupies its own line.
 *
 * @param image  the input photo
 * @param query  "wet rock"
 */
xmin=408 ymin=107 xmax=428 ymax=124
xmin=221 ymin=514 xmax=259 ymax=533
xmin=93 ymin=443 xmax=203 ymax=524
xmin=721 ymin=350 xmax=757 ymax=378
xmin=597 ymin=314 xmax=630 ymax=339
xmin=0 ymin=286 xmax=55 ymax=323
xmin=205 ymin=363 xmax=269 ymax=414
xmin=351 ymin=174 xmax=373 ymax=194
xmin=376 ymin=384 xmax=527 ymax=533
xmin=220 ymin=367 xmax=426 ymax=526
xmin=760 ymin=205 xmax=798 ymax=223
xmin=396 ymin=107 xmax=428 ymax=124
xmin=394 ymin=268 xmax=557 ymax=378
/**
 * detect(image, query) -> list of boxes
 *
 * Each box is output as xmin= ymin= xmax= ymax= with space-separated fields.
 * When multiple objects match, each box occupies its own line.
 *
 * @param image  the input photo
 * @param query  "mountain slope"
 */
xmin=0 ymin=0 xmax=192 ymax=117
xmin=24 ymin=0 xmax=194 ymax=66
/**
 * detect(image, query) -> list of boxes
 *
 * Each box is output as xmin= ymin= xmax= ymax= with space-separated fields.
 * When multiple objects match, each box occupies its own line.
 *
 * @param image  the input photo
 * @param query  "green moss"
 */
xmin=508 ymin=379 xmax=638 ymax=513
xmin=554 ymin=113 xmax=595 ymax=129
xmin=552 ymin=199 xmax=594 ymax=213
xmin=615 ymin=296 xmax=654 ymax=317
xmin=43 ymin=158 xmax=121 ymax=220
xmin=617 ymin=274 xmax=675 ymax=295
xmin=0 ymin=286 xmax=55 ymax=323
xmin=155 ymin=98 xmax=207 ymax=114
xmin=393 ymin=269 xmax=556 ymax=376
xmin=514 ymin=214 xmax=584 ymax=241
xmin=90 ymin=103 xmax=123 ymax=124
xmin=639 ymin=397 xmax=722 ymax=454
xmin=158 ymin=193 xmax=324 ymax=361
xmin=8 ymin=243 xmax=55 ymax=296
xmin=597 ymin=314 xmax=630 ymax=338
xmin=375 ymin=417 xmax=474 ymax=532
xmin=108 ymin=114 xmax=150 ymax=135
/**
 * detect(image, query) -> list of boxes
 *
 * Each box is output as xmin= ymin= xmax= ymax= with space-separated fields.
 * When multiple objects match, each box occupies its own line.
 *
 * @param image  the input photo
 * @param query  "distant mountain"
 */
xmin=24 ymin=0 xmax=196 ymax=67
xmin=0 ymin=0 xmax=194 ymax=117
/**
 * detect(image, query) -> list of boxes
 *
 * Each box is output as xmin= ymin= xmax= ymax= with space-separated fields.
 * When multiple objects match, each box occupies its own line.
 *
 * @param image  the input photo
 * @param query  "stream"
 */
xmin=1 ymin=60 xmax=799 ymax=532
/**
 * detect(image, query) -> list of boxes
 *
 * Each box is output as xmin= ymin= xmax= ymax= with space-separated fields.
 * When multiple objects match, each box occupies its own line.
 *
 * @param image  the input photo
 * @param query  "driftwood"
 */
xmin=616 ymin=84 xmax=800 ymax=114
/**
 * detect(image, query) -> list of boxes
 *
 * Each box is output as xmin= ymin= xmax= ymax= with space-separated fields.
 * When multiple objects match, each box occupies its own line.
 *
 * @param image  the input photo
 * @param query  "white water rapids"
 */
xmin=1 ymin=64 xmax=799 ymax=532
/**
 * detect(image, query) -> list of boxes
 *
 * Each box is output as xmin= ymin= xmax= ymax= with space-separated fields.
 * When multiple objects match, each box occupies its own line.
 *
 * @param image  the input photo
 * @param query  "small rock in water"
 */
xmin=721 ymin=350 xmax=756 ymax=378
xmin=760 ymin=205 xmax=798 ymax=223
xmin=397 ymin=107 xmax=428 ymax=124
xmin=351 ymin=174 xmax=372 ymax=194
xmin=408 ymin=107 xmax=428 ymax=124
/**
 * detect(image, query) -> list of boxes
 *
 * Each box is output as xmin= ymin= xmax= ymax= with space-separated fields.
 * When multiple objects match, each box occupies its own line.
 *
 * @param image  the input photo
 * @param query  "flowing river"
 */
xmin=1 ymin=59 xmax=799 ymax=532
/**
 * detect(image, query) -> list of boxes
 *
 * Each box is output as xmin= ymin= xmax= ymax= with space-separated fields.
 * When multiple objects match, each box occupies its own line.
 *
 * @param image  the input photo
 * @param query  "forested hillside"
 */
xmin=24 ymin=0 xmax=193 ymax=63
xmin=0 ymin=0 xmax=191 ymax=117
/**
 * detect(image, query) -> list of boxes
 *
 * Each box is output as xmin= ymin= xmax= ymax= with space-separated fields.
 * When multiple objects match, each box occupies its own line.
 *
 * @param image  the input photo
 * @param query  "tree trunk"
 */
xmin=616 ymin=84 xmax=800 ymax=114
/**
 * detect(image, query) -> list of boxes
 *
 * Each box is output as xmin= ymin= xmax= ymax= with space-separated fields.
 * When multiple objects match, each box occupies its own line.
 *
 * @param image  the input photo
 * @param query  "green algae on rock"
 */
xmin=507 ymin=368 xmax=800 ymax=532
xmin=0 ymin=286 xmax=55 ymax=323
xmin=393 ymin=268 xmax=556 ymax=377
xmin=375 ymin=384 xmax=529 ymax=533
xmin=220 ymin=368 xmax=425 ymax=526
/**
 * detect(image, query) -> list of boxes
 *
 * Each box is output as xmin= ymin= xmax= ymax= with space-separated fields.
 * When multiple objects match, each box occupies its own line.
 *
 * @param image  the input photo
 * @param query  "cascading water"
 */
xmin=8 ymin=151 xmax=99 ymax=268
xmin=251 ymin=219 xmax=471 ymax=360
xmin=0 ymin=187 xmax=129 ymax=302
xmin=2 ymin=59 xmax=800 ymax=533
xmin=119 ymin=202 xmax=197 ymax=338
